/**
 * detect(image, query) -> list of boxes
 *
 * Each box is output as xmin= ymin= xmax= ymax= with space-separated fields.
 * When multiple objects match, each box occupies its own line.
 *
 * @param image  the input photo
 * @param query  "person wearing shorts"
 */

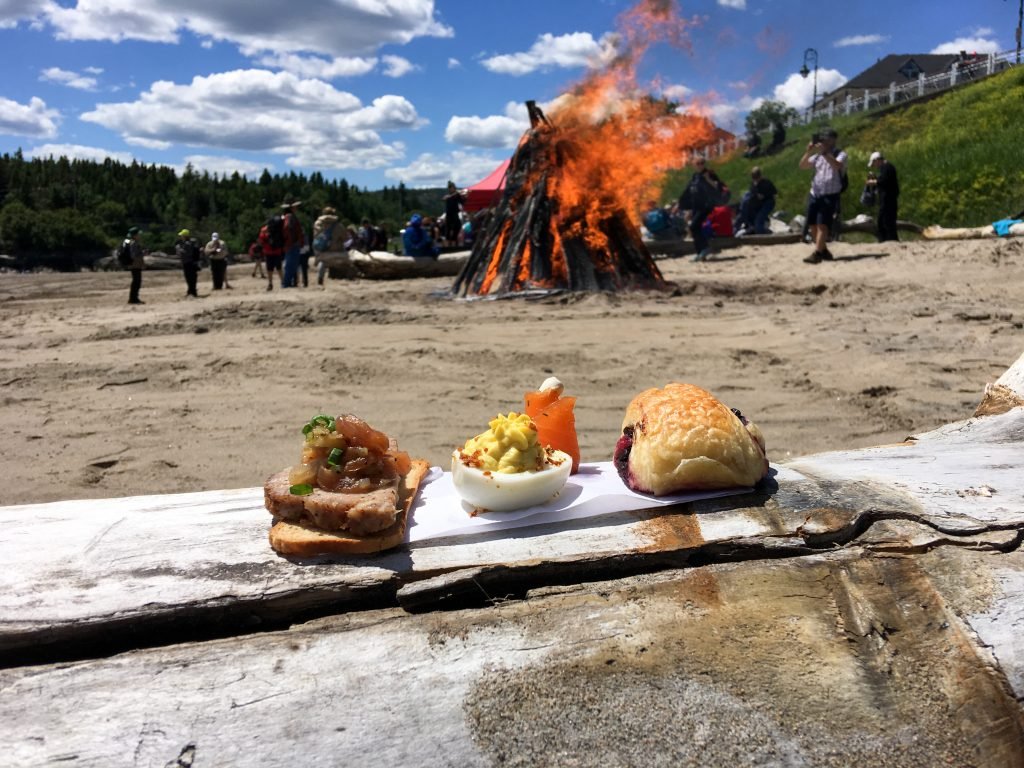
xmin=799 ymin=127 xmax=847 ymax=264
xmin=258 ymin=222 xmax=285 ymax=291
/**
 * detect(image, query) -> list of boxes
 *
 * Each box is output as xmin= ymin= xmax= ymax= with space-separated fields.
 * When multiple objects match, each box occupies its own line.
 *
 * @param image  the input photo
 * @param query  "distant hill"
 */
xmin=664 ymin=65 xmax=1024 ymax=229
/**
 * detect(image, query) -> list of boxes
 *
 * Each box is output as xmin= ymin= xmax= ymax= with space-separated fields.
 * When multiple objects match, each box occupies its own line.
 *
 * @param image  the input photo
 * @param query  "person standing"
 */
xmin=312 ymin=206 xmax=341 ymax=286
xmin=205 ymin=232 xmax=231 ymax=290
xmin=124 ymin=226 xmax=145 ymax=305
xmin=442 ymin=181 xmax=465 ymax=247
xmin=175 ymin=228 xmax=202 ymax=298
xmin=258 ymin=217 xmax=284 ymax=291
xmin=678 ymin=156 xmax=727 ymax=262
xmin=281 ymin=199 xmax=305 ymax=287
xmin=798 ymin=127 xmax=848 ymax=264
xmin=249 ymin=240 xmax=265 ymax=278
xmin=867 ymin=151 xmax=900 ymax=242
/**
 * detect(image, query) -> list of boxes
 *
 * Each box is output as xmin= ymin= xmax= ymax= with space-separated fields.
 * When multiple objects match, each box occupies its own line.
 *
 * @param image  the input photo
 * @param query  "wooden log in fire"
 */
xmin=452 ymin=103 xmax=672 ymax=297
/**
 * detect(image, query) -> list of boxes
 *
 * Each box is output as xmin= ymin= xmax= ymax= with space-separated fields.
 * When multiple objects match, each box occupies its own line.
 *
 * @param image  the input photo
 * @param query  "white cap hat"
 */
xmin=212 ymin=232 xmax=220 ymax=240
xmin=868 ymin=151 xmax=883 ymax=167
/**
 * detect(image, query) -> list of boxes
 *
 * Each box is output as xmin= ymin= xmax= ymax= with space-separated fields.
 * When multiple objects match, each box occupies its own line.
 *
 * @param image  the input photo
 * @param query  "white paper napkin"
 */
xmin=407 ymin=461 xmax=748 ymax=543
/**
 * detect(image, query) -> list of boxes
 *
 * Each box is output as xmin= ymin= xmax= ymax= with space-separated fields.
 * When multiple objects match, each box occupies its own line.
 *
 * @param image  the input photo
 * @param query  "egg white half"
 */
xmin=451 ymin=449 xmax=572 ymax=512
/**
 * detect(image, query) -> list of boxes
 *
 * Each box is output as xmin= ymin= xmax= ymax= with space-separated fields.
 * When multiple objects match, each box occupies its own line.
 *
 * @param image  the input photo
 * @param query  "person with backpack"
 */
xmin=678 ymin=156 xmax=728 ymax=262
xmin=175 ymin=228 xmax=202 ymax=298
xmin=280 ymin=198 xmax=305 ymax=288
xmin=258 ymin=215 xmax=285 ymax=291
xmin=121 ymin=226 xmax=145 ymax=305
xmin=798 ymin=127 xmax=848 ymax=264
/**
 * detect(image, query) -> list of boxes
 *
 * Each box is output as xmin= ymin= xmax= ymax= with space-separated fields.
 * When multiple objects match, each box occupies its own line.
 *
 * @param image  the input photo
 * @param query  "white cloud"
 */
xmin=80 ymin=69 xmax=422 ymax=171
xmin=255 ymin=52 xmax=377 ymax=79
xmin=931 ymin=34 xmax=1001 ymax=55
xmin=0 ymin=0 xmax=49 ymax=28
xmin=834 ymin=34 xmax=889 ymax=48
xmin=447 ymin=58 xmax=461 ymax=69
xmin=717 ymin=0 xmax=746 ymax=8
xmin=661 ymin=84 xmax=694 ymax=102
xmin=481 ymin=31 xmax=620 ymax=76
xmin=0 ymin=95 xmax=59 ymax=138
xmin=384 ymin=150 xmax=506 ymax=188
xmin=381 ymin=55 xmax=416 ymax=78
xmin=705 ymin=94 xmax=764 ymax=132
xmin=25 ymin=142 xmax=133 ymax=163
xmin=40 ymin=66 xmax=98 ymax=90
xmin=38 ymin=1 xmax=452 ymax=57
xmin=181 ymin=154 xmax=268 ymax=178
xmin=773 ymin=68 xmax=848 ymax=109
xmin=445 ymin=101 xmax=532 ymax=149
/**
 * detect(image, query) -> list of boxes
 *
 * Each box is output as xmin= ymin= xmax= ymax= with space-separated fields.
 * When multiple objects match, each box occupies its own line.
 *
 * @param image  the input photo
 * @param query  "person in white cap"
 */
xmin=204 ymin=232 xmax=231 ymax=290
xmin=866 ymin=151 xmax=900 ymax=242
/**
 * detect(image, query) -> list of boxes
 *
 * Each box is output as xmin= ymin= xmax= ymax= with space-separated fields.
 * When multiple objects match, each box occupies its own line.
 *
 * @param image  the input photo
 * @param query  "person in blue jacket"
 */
xmin=402 ymin=214 xmax=439 ymax=257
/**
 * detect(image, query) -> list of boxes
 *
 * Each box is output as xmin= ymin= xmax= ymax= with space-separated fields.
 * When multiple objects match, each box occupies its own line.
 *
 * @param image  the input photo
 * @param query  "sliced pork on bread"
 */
xmin=267 ymin=459 xmax=430 ymax=555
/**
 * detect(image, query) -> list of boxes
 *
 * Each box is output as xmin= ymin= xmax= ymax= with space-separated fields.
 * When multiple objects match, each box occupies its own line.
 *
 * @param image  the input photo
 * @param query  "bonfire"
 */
xmin=452 ymin=0 xmax=721 ymax=298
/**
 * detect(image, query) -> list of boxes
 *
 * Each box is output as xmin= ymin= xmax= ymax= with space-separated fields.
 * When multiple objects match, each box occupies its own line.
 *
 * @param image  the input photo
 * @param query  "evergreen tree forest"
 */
xmin=0 ymin=150 xmax=444 ymax=270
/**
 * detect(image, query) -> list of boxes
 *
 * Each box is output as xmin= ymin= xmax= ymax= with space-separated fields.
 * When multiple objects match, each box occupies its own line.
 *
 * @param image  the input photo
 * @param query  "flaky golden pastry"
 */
xmin=613 ymin=383 xmax=768 ymax=495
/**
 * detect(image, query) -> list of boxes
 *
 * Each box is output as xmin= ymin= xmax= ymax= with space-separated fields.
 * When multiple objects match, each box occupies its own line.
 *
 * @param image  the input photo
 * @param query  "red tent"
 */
xmin=463 ymin=158 xmax=510 ymax=212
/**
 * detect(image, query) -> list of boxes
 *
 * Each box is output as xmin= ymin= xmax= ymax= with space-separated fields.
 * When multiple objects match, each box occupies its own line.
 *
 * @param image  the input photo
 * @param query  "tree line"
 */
xmin=0 ymin=150 xmax=444 ymax=270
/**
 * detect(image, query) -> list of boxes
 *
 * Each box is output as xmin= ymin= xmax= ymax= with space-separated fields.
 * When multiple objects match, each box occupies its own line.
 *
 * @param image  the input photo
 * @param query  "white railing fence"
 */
xmin=696 ymin=48 xmax=1019 ymax=161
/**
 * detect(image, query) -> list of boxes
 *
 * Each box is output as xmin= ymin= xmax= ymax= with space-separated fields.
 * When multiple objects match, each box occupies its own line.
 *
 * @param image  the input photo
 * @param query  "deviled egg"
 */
xmin=452 ymin=412 xmax=571 ymax=511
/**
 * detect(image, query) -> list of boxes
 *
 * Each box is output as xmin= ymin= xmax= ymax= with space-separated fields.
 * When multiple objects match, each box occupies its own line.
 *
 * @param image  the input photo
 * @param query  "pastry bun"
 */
xmin=613 ymin=383 xmax=768 ymax=495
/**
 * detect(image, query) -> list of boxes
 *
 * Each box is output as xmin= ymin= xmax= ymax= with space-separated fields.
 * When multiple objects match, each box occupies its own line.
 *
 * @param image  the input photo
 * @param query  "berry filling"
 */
xmin=613 ymin=426 xmax=634 ymax=483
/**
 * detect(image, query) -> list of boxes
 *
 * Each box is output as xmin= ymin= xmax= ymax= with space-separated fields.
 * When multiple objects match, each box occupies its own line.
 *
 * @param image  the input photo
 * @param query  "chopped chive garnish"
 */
xmin=289 ymin=483 xmax=314 ymax=496
xmin=312 ymin=414 xmax=331 ymax=427
xmin=301 ymin=423 xmax=313 ymax=435
xmin=327 ymin=447 xmax=343 ymax=466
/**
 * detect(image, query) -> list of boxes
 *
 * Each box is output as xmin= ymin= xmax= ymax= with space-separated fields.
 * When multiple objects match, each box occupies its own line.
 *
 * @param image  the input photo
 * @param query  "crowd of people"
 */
xmin=646 ymin=125 xmax=900 ymax=264
xmin=119 ymin=184 xmax=483 ymax=304
xmin=118 ymin=136 xmax=905 ymax=304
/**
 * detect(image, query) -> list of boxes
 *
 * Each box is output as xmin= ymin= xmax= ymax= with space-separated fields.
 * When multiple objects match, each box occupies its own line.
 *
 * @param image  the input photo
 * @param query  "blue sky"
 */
xmin=0 ymin=0 xmax=1014 ymax=189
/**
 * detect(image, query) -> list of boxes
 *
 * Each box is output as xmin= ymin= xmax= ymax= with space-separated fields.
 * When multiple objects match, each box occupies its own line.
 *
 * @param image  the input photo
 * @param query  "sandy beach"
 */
xmin=1 ymin=236 xmax=1021 ymax=506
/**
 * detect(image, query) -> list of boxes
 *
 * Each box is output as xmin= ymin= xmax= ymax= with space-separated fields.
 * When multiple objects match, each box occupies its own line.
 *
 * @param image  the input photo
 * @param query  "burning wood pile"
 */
xmin=452 ymin=103 xmax=670 ymax=297
xmin=451 ymin=0 xmax=721 ymax=298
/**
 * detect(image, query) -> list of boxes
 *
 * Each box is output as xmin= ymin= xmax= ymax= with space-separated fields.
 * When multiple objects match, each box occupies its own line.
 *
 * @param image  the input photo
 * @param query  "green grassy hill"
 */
xmin=662 ymin=65 xmax=1024 ymax=229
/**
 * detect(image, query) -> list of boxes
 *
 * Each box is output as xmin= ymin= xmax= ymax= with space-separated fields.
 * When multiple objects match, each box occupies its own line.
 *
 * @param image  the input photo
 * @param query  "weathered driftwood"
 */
xmin=320 ymin=249 xmax=469 ymax=280
xmin=1 ymin=354 xmax=1022 ymax=667
xmin=1 ymin=547 xmax=1022 ymax=766
xmin=0 ymin=353 xmax=1022 ymax=766
xmin=923 ymin=222 xmax=1024 ymax=240
xmin=839 ymin=214 xmax=924 ymax=235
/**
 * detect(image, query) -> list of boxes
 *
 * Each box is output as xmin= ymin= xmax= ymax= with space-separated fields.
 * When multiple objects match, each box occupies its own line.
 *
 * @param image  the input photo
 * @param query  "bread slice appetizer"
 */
xmin=265 ymin=413 xmax=429 ymax=555
xmin=613 ymin=383 xmax=768 ymax=495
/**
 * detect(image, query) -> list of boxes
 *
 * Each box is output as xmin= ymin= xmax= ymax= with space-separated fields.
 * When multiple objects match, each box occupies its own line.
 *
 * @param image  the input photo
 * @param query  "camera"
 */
xmin=810 ymin=132 xmax=820 ymax=144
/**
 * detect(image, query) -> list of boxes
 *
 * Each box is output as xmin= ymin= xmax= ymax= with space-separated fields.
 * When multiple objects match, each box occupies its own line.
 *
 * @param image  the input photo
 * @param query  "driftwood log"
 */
xmin=924 ymin=222 xmax=1024 ymax=240
xmin=1 ymin=351 xmax=1023 ymax=765
xmin=321 ymin=249 xmax=469 ymax=280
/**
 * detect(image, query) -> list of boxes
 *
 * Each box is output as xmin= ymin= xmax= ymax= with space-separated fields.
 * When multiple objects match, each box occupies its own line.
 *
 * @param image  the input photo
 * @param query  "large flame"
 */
xmin=460 ymin=0 xmax=721 ymax=295
xmin=538 ymin=1 xmax=715 ymax=275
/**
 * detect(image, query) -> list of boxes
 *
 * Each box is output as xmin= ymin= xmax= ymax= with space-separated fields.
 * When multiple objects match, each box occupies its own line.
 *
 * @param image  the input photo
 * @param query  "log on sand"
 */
xmin=923 ymin=222 xmax=1024 ymax=240
xmin=321 ymin=249 xmax=469 ymax=280
xmin=1 ymin=352 xmax=1023 ymax=765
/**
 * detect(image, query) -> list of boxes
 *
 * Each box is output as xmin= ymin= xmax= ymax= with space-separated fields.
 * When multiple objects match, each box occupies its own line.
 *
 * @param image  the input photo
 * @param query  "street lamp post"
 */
xmin=799 ymin=48 xmax=819 ymax=121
